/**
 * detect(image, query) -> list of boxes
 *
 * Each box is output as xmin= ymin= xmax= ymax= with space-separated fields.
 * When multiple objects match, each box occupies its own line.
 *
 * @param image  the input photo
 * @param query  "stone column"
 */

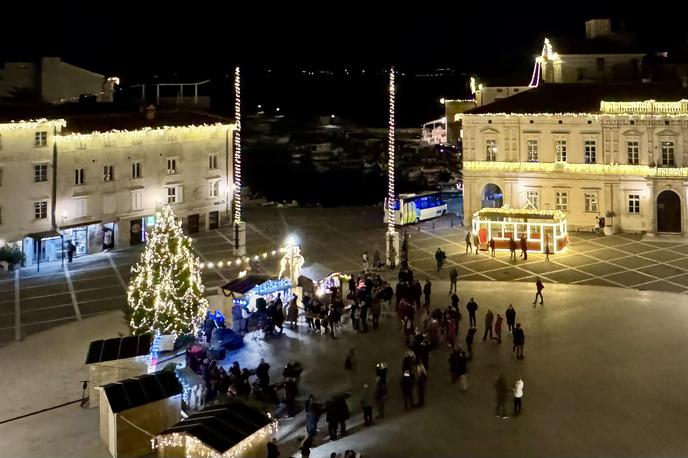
xmin=233 ymin=221 xmax=246 ymax=256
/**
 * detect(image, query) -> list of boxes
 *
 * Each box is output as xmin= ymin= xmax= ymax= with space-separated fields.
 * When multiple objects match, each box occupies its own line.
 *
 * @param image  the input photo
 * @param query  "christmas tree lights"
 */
xmin=128 ymin=205 xmax=208 ymax=336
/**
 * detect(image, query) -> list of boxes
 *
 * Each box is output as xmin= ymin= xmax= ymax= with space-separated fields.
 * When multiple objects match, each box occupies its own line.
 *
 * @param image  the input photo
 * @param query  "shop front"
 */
xmin=24 ymin=230 xmax=64 ymax=271
xmin=128 ymin=215 xmax=156 ymax=246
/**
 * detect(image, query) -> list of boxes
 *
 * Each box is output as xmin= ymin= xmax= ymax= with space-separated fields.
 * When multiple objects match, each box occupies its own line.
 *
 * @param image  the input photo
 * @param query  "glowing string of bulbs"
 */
xmin=387 ymin=66 xmax=396 ymax=234
xmin=233 ymin=66 xmax=242 ymax=224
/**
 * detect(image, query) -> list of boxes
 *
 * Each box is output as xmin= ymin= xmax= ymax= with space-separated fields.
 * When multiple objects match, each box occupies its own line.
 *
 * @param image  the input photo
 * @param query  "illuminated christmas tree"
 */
xmin=128 ymin=205 xmax=208 ymax=336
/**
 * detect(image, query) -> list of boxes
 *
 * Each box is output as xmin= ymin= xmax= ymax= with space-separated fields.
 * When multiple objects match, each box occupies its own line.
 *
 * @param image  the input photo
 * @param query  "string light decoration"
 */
xmin=387 ymin=66 xmax=396 ymax=234
xmin=128 ymin=205 xmax=208 ymax=336
xmin=0 ymin=119 xmax=66 ymax=131
xmin=199 ymin=246 xmax=287 ymax=270
xmin=529 ymin=38 xmax=560 ymax=87
xmin=57 ymin=123 xmax=230 ymax=148
xmin=152 ymin=416 xmax=278 ymax=458
xmin=464 ymin=161 xmax=688 ymax=178
xmin=278 ymin=243 xmax=304 ymax=283
xmin=233 ymin=66 xmax=242 ymax=224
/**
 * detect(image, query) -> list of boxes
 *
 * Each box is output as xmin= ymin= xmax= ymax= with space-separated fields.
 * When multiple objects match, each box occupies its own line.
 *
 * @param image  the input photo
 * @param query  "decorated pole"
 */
xmin=386 ymin=66 xmax=400 ymax=268
xmin=233 ymin=65 xmax=246 ymax=256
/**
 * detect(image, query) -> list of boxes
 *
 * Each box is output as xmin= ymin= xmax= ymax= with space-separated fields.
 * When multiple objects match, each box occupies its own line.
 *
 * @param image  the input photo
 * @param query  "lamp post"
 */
xmin=233 ymin=65 xmax=246 ymax=256
xmin=386 ymin=66 xmax=400 ymax=268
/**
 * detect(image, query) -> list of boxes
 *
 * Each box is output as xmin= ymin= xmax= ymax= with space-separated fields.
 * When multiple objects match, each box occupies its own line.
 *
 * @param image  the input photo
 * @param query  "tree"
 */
xmin=128 ymin=205 xmax=208 ymax=335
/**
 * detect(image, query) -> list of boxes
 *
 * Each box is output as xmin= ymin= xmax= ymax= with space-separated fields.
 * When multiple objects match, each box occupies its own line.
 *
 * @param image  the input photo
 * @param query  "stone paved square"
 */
xmin=604 ymin=271 xmax=656 ymax=287
xmin=576 ymin=262 xmax=626 ymax=277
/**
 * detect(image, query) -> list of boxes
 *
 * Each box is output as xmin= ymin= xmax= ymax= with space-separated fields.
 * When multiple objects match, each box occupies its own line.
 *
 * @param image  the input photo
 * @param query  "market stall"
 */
xmin=220 ymin=275 xmax=293 ymax=312
xmin=471 ymin=206 xmax=569 ymax=254
xmin=299 ymin=263 xmax=350 ymax=297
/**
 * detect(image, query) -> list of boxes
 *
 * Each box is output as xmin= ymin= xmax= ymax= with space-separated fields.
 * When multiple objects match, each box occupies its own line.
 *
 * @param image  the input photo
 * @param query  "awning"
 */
xmin=59 ymin=219 xmax=102 ymax=230
xmin=26 ymin=230 xmax=62 ymax=241
xmin=300 ymin=263 xmax=334 ymax=283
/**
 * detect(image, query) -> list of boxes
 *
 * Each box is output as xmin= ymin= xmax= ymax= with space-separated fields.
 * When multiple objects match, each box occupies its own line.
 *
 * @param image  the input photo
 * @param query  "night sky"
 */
xmin=2 ymin=5 xmax=687 ymax=126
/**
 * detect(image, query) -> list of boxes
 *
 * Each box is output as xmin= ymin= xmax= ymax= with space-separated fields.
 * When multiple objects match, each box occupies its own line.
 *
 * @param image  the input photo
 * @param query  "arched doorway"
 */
xmin=481 ymin=183 xmax=503 ymax=208
xmin=657 ymin=190 xmax=681 ymax=233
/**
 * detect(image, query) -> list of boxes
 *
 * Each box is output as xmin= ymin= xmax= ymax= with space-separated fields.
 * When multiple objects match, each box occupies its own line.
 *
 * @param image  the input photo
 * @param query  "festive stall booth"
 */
xmin=97 ymin=370 xmax=182 ymax=458
xmin=299 ymin=263 xmax=349 ymax=297
xmin=221 ymin=275 xmax=292 ymax=313
xmin=85 ymin=334 xmax=152 ymax=408
xmin=153 ymin=401 xmax=276 ymax=458
xmin=472 ymin=207 xmax=569 ymax=254
xmin=176 ymin=366 xmax=207 ymax=413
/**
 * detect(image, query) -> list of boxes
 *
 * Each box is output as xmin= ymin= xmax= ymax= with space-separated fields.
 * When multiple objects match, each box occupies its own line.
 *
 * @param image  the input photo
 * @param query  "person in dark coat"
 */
xmin=466 ymin=297 xmax=478 ymax=328
xmin=400 ymin=369 xmax=415 ymax=410
xmin=482 ymin=309 xmax=494 ymax=340
xmin=509 ymin=236 xmax=517 ymax=261
xmin=513 ymin=323 xmax=525 ymax=359
xmin=533 ymin=277 xmax=544 ymax=306
xmin=267 ymin=438 xmax=280 ymax=458
xmin=465 ymin=328 xmax=476 ymax=359
xmin=66 ymin=241 xmax=76 ymax=263
xmin=336 ymin=395 xmax=350 ymax=437
xmin=413 ymin=280 xmax=423 ymax=309
xmin=274 ymin=294 xmax=285 ymax=334
xmin=325 ymin=399 xmax=339 ymax=440
xmin=415 ymin=360 xmax=428 ymax=407
xmin=489 ymin=238 xmax=496 ymax=256
xmin=423 ymin=279 xmax=432 ymax=310
xmin=451 ymin=292 xmax=460 ymax=309
xmin=449 ymin=267 xmax=458 ymax=294
xmin=284 ymin=378 xmax=298 ymax=418
xmin=495 ymin=373 xmax=509 ymax=418
xmin=256 ymin=358 xmax=270 ymax=389
xmin=375 ymin=374 xmax=388 ymax=418
xmin=505 ymin=304 xmax=516 ymax=332
xmin=519 ymin=235 xmax=528 ymax=260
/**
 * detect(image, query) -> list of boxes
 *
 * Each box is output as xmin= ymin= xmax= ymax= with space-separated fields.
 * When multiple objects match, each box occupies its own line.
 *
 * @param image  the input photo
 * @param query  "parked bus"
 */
xmin=384 ymin=192 xmax=448 ymax=225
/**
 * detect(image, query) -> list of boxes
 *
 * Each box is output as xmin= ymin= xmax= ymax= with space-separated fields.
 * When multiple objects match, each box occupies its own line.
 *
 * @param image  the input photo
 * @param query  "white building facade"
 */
xmin=0 ymin=117 xmax=234 ymax=266
xmin=462 ymin=98 xmax=688 ymax=235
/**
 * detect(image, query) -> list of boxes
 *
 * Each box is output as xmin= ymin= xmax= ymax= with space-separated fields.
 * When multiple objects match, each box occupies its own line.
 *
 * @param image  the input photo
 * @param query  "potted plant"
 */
xmin=0 ymin=244 xmax=26 ymax=271
xmin=604 ymin=210 xmax=616 ymax=235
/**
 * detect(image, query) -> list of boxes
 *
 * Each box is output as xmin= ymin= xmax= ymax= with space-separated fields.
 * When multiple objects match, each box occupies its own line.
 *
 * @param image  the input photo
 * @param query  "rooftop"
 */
xmin=0 ymin=103 xmax=232 ymax=132
xmin=465 ymin=83 xmax=688 ymax=114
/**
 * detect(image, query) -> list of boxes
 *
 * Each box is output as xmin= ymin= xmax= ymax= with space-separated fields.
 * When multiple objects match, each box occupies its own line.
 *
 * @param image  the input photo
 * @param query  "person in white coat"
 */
xmin=513 ymin=378 xmax=524 ymax=416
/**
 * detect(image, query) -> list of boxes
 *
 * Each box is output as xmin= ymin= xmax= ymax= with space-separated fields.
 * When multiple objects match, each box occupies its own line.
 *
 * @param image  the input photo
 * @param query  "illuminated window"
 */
xmin=555 ymin=191 xmax=568 ymax=211
xmin=485 ymin=139 xmax=497 ymax=161
xmin=627 ymin=141 xmax=639 ymax=165
xmin=584 ymin=140 xmax=596 ymax=164
xmin=584 ymin=193 xmax=598 ymax=212
xmin=527 ymin=139 xmax=538 ymax=162
xmin=661 ymin=141 xmax=675 ymax=166
xmin=34 ymin=200 xmax=48 ymax=219
xmin=628 ymin=194 xmax=640 ymax=214
xmin=34 ymin=131 xmax=47 ymax=147
xmin=555 ymin=140 xmax=567 ymax=162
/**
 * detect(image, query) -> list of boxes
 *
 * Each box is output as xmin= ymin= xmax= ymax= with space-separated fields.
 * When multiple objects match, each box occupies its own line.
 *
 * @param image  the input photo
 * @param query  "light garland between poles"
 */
xmin=233 ymin=65 xmax=242 ymax=224
xmin=387 ymin=66 xmax=396 ymax=235
xmin=199 ymin=245 xmax=289 ymax=270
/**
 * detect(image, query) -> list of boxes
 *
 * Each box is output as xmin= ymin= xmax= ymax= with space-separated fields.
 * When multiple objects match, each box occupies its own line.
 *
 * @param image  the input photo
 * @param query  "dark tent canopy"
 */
xmin=220 ymin=275 xmax=270 ymax=295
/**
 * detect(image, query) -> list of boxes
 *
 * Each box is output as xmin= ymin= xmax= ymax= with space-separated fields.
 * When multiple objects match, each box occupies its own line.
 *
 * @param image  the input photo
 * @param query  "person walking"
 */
xmin=451 ymin=292 xmax=460 ymax=309
xmin=449 ymin=267 xmax=458 ymax=294
xmin=513 ymin=323 xmax=525 ymax=359
xmin=415 ymin=360 xmax=428 ymax=407
xmin=449 ymin=347 xmax=468 ymax=391
xmin=66 ymin=241 xmax=77 ymax=263
xmin=493 ymin=313 xmax=503 ymax=343
xmin=505 ymin=304 xmax=516 ymax=333
xmin=489 ymin=238 xmax=496 ymax=257
xmin=336 ymin=395 xmax=350 ymax=438
xmin=509 ymin=236 xmax=517 ymax=261
xmin=375 ymin=374 xmax=388 ymax=419
xmin=544 ymin=243 xmax=550 ymax=262
xmin=435 ymin=248 xmax=444 ymax=272
xmin=495 ymin=373 xmax=509 ymax=419
xmin=373 ymin=249 xmax=381 ymax=270
xmin=360 ymin=383 xmax=374 ymax=426
xmin=519 ymin=235 xmax=528 ymax=261
xmin=533 ymin=277 xmax=544 ymax=306
xmin=400 ymin=369 xmax=415 ymax=410
xmin=345 ymin=348 xmax=356 ymax=387
xmin=465 ymin=231 xmax=473 ymax=253
xmin=371 ymin=299 xmax=381 ymax=330
xmin=473 ymin=233 xmax=480 ymax=255
xmin=362 ymin=251 xmax=370 ymax=272
xmin=465 ymin=328 xmax=476 ymax=359
xmin=513 ymin=378 xmax=524 ymax=416
xmin=482 ymin=309 xmax=494 ymax=341
xmin=467 ymin=297 xmax=478 ymax=328
xmin=287 ymin=294 xmax=299 ymax=330
xmin=423 ymin=279 xmax=432 ymax=311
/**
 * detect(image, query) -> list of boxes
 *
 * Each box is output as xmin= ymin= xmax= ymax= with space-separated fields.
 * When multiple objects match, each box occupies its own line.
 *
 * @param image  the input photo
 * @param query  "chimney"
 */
xmin=145 ymin=104 xmax=156 ymax=120
xmin=585 ymin=19 xmax=612 ymax=39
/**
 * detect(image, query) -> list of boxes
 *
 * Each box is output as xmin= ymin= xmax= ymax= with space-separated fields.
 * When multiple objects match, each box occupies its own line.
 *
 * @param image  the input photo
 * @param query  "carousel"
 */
xmin=471 ymin=206 xmax=569 ymax=254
